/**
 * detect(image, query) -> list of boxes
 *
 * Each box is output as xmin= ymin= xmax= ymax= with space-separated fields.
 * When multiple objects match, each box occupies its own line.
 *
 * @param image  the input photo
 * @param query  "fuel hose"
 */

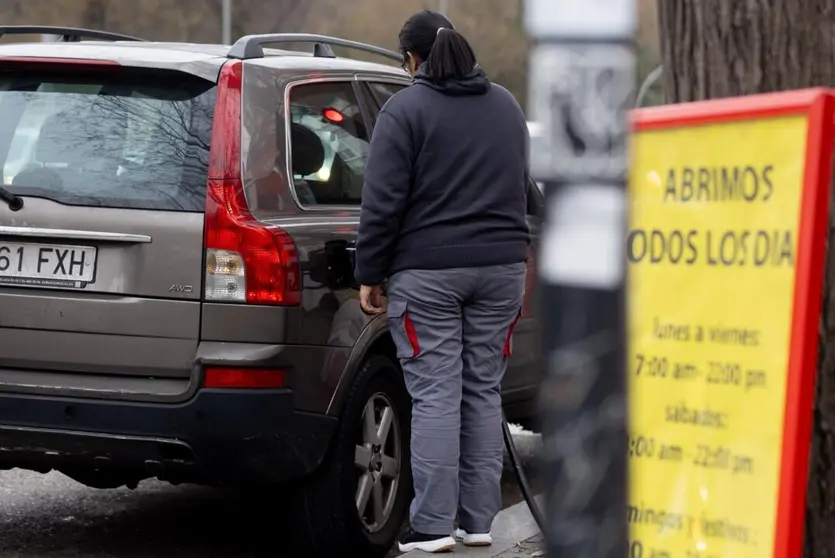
xmin=502 ymin=413 xmax=545 ymax=533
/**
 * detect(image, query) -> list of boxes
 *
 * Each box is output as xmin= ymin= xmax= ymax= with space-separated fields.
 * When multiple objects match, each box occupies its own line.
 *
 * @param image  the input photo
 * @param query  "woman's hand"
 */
xmin=360 ymin=285 xmax=384 ymax=315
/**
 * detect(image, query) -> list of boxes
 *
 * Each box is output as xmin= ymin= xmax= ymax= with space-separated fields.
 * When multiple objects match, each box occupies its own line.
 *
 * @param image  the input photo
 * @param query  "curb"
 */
xmin=399 ymin=497 xmax=541 ymax=557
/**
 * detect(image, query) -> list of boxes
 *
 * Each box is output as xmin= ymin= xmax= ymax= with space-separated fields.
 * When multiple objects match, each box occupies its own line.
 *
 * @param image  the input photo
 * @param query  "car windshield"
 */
xmin=0 ymin=67 xmax=216 ymax=211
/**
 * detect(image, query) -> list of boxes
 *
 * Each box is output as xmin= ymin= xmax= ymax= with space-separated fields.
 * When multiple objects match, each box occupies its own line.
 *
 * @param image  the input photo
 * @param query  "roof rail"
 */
xmin=227 ymin=33 xmax=403 ymax=64
xmin=0 ymin=25 xmax=146 ymax=43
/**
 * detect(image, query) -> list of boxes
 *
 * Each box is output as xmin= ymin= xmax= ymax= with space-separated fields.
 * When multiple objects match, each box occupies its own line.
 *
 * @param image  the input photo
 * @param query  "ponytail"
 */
xmin=399 ymin=10 xmax=480 ymax=82
xmin=425 ymin=28 xmax=477 ymax=81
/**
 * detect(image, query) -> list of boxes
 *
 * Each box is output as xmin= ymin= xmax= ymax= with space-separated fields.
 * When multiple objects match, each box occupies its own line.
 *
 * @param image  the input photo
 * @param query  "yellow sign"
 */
xmin=627 ymin=115 xmax=808 ymax=557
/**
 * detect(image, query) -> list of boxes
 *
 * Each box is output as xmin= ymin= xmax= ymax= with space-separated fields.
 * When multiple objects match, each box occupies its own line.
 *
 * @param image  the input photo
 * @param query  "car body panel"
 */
xmin=0 ymin=62 xmax=215 ymax=396
xmin=0 ymin=202 xmax=205 ymax=391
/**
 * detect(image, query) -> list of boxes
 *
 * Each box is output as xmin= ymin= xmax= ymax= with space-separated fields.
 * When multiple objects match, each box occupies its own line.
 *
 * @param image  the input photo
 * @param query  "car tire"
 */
xmin=289 ymin=353 xmax=411 ymax=557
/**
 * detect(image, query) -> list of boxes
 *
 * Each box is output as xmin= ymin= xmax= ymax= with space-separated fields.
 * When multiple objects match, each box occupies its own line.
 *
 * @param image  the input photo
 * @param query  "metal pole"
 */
xmin=524 ymin=1 xmax=636 ymax=557
xmin=222 ymin=0 xmax=232 ymax=45
xmin=438 ymin=0 xmax=449 ymax=17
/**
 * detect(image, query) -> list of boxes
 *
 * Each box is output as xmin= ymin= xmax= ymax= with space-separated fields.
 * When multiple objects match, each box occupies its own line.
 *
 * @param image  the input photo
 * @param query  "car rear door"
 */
xmin=0 ymin=61 xmax=216 ymax=401
xmin=277 ymin=77 xmax=376 ymax=348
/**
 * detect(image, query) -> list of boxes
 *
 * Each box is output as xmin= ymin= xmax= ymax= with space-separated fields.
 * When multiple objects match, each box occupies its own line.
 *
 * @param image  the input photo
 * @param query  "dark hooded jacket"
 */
xmin=355 ymin=65 xmax=530 ymax=286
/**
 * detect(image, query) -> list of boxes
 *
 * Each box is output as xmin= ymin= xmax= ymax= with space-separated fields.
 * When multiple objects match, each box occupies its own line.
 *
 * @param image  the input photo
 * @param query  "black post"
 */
xmin=524 ymin=2 xmax=636 ymax=557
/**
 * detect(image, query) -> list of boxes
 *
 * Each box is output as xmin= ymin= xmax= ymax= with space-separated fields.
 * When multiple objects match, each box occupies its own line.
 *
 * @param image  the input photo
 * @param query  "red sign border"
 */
xmin=631 ymin=88 xmax=835 ymax=558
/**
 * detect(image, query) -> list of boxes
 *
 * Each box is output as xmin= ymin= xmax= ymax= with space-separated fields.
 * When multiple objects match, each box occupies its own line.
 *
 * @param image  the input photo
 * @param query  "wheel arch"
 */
xmin=325 ymin=314 xmax=400 ymax=416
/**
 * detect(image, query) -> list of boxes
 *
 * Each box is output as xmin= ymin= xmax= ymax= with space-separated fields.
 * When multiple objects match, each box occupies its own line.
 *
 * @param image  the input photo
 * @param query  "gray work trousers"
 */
xmin=387 ymin=263 xmax=526 ymax=535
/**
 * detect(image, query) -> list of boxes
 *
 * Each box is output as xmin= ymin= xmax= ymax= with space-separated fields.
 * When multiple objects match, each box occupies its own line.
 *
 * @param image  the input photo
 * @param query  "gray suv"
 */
xmin=0 ymin=26 xmax=543 ymax=556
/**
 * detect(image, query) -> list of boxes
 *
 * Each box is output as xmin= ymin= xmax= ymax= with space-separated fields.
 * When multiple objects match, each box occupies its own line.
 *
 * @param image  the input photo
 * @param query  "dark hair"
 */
xmin=399 ymin=10 xmax=477 ymax=81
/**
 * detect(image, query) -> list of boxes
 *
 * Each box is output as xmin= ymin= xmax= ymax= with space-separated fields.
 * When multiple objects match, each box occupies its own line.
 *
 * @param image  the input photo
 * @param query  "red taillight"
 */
xmin=203 ymin=367 xmax=286 ymax=389
xmin=207 ymin=60 xmax=242 ymax=179
xmin=205 ymin=179 xmax=301 ymax=304
xmin=203 ymin=60 xmax=301 ymax=306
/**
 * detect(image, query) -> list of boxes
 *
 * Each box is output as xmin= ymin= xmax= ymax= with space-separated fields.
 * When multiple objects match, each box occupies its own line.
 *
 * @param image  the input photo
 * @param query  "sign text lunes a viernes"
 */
xmin=627 ymin=116 xmax=807 ymax=558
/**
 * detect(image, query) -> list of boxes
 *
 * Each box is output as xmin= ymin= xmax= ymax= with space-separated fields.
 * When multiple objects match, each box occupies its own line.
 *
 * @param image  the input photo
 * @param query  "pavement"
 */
xmin=0 ymin=425 xmax=543 ymax=557
xmin=399 ymin=497 xmax=544 ymax=558
xmin=0 ymin=469 xmax=279 ymax=557
xmin=493 ymin=534 xmax=544 ymax=557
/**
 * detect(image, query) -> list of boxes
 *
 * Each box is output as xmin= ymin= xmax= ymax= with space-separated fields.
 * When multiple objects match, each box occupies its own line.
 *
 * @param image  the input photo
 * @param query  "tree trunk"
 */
xmin=657 ymin=1 xmax=835 ymax=556
xmin=658 ymin=0 xmax=835 ymax=102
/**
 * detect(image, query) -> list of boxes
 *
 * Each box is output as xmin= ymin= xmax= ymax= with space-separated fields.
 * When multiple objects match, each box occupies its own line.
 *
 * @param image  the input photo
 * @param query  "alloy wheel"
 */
xmin=354 ymin=392 xmax=401 ymax=533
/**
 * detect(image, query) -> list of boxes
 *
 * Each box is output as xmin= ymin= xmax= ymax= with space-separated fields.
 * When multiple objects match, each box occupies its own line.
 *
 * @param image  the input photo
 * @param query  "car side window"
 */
xmin=366 ymin=82 xmax=409 ymax=111
xmin=288 ymin=82 xmax=370 ymax=206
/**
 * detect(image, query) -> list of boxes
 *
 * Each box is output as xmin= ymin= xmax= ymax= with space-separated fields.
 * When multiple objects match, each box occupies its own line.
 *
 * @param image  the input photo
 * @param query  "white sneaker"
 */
xmin=398 ymin=530 xmax=457 ymax=553
xmin=452 ymin=528 xmax=493 ymax=546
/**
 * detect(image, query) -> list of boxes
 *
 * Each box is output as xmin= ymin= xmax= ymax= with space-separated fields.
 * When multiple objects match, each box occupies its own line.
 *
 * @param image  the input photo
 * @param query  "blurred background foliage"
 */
xmin=0 ymin=0 xmax=662 ymax=111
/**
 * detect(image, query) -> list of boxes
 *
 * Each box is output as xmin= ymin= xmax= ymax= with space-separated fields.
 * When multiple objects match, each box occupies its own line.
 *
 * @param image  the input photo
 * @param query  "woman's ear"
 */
xmin=407 ymin=52 xmax=420 ymax=75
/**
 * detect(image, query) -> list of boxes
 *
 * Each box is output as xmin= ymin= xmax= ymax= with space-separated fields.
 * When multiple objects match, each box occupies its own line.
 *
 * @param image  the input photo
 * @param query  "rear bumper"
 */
xmin=0 ymin=389 xmax=337 ymax=486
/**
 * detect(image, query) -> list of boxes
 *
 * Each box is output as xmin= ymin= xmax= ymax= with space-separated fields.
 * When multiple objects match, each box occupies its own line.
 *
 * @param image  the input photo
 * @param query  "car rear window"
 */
xmin=0 ymin=67 xmax=216 ymax=212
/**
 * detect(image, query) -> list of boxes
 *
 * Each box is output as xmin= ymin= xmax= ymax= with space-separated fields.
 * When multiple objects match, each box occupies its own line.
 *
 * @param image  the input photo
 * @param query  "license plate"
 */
xmin=0 ymin=241 xmax=97 ymax=288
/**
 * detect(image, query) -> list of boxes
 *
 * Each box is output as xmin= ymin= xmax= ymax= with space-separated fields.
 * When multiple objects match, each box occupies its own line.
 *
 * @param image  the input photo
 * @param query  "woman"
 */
xmin=355 ymin=9 xmax=530 ymax=554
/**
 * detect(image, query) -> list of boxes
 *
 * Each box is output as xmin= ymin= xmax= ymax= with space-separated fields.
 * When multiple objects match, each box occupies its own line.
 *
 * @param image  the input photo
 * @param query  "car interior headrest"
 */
xmin=290 ymin=122 xmax=326 ymax=178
